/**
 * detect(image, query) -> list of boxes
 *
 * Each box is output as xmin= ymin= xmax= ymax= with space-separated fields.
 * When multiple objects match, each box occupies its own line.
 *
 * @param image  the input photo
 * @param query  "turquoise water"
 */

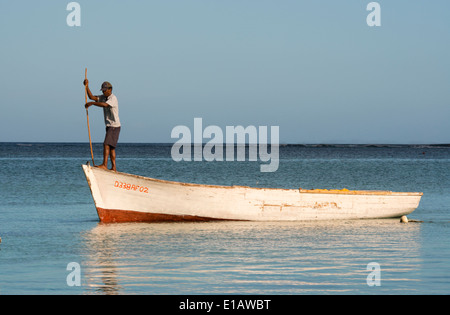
xmin=0 ymin=143 xmax=449 ymax=294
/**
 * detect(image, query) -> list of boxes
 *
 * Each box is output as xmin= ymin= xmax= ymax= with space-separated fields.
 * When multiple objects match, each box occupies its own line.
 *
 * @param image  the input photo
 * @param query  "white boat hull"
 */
xmin=82 ymin=164 xmax=422 ymax=223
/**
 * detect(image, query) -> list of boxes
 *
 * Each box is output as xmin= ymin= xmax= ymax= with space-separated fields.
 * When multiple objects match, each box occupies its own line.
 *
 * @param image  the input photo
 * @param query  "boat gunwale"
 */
xmin=83 ymin=164 xmax=423 ymax=197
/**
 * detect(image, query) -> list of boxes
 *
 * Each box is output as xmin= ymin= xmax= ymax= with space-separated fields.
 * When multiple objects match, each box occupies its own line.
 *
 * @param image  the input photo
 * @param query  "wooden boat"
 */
xmin=82 ymin=163 xmax=423 ymax=223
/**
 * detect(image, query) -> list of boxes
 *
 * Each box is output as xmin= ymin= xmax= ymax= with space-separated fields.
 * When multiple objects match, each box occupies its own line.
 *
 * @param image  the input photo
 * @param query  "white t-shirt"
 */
xmin=98 ymin=93 xmax=121 ymax=127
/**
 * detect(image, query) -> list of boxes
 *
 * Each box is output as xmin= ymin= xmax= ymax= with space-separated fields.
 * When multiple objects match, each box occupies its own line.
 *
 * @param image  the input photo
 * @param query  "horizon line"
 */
xmin=2 ymin=141 xmax=450 ymax=146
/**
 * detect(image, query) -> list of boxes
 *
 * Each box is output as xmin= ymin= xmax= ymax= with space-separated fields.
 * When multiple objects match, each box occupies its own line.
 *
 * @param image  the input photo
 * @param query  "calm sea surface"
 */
xmin=1 ymin=142 xmax=450 ymax=295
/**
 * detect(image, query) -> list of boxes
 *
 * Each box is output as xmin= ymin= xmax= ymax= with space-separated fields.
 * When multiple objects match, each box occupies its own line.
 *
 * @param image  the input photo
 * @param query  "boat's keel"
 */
xmin=96 ymin=207 xmax=238 ymax=223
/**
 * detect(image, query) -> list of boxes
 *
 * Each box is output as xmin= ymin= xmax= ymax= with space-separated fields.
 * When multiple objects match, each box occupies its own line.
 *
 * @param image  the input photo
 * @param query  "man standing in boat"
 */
xmin=83 ymin=79 xmax=121 ymax=172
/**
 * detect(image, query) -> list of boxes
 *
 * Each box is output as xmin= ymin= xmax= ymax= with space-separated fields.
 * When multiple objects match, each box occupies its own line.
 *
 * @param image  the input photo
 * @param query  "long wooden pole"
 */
xmin=85 ymin=68 xmax=95 ymax=165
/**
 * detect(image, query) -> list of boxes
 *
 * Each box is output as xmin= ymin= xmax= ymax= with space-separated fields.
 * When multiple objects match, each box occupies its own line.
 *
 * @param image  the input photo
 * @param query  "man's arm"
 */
xmin=83 ymin=79 xmax=99 ymax=101
xmin=85 ymin=101 xmax=110 ymax=109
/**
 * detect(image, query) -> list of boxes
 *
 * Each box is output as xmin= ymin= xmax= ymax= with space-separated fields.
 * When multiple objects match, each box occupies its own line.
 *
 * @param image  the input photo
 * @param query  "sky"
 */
xmin=0 ymin=0 xmax=449 ymax=144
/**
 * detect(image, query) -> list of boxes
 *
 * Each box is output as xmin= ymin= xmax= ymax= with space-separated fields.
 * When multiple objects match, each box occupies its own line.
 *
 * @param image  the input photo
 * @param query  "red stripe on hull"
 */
xmin=96 ymin=207 xmax=233 ymax=223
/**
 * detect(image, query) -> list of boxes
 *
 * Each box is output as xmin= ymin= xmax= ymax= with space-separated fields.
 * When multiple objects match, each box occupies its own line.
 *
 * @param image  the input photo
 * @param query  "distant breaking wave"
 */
xmin=280 ymin=144 xmax=450 ymax=149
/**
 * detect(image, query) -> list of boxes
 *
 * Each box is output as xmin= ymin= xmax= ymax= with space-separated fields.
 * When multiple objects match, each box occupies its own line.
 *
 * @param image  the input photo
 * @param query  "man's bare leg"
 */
xmin=110 ymin=147 xmax=117 ymax=172
xmin=97 ymin=143 xmax=109 ymax=170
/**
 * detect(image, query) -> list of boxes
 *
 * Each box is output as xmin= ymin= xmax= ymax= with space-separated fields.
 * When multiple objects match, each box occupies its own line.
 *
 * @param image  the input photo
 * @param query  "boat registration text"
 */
xmin=114 ymin=180 xmax=149 ymax=194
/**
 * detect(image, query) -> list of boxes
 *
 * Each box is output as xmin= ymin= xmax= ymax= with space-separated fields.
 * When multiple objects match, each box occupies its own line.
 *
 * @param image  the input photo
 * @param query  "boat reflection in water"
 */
xmin=80 ymin=220 xmax=423 ymax=295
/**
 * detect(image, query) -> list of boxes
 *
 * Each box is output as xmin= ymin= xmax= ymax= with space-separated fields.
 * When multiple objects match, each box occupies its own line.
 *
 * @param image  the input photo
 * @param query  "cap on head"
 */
xmin=100 ymin=81 xmax=113 ymax=91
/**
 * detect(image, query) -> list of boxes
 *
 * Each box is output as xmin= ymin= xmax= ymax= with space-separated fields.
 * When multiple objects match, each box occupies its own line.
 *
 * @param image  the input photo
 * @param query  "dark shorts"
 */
xmin=104 ymin=126 xmax=121 ymax=148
